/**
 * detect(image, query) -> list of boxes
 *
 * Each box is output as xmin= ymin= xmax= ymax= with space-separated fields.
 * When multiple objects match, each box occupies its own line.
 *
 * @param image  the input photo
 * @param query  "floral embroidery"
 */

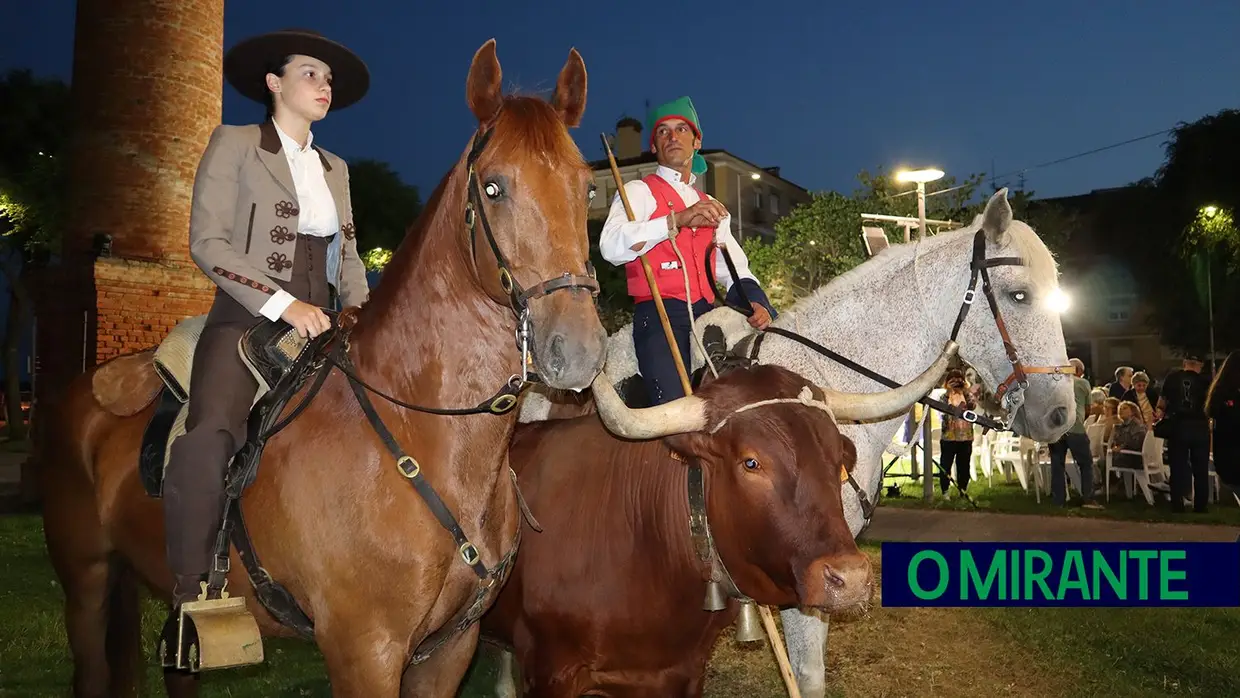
xmin=274 ymin=201 xmax=299 ymax=218
xmin=266 ymin=252 xmax=292 ymax=272
xmin=342 ymin=222 xmax=356 ymax=240
xmin=270 ymin=225 xmax=295 ymax=244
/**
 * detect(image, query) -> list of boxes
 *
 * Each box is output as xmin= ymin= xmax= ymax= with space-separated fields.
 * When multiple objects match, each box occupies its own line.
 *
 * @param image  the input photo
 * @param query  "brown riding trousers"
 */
xmin=163 ymin=234 xmax=334 ymax=585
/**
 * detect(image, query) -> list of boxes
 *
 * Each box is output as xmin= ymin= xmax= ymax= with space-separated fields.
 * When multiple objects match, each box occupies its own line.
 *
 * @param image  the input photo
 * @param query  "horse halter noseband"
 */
xmin=947 ymin=228 xmax=1075 ymax=419
xmin=463 ymin=125 xmax=600 ymax=319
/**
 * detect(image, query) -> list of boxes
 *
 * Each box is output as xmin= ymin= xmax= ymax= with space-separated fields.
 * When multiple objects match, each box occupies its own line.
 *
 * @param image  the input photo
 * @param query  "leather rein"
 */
xmin=242 ymin=115 xmax=600 ymax=662
xmin=704 ymin=228 xmax=1074 ymax=527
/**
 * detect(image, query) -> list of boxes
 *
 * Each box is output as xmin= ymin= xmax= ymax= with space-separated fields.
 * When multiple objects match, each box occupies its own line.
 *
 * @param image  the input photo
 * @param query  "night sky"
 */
xmin=7 ymin=1 xmax=1240 ymax=201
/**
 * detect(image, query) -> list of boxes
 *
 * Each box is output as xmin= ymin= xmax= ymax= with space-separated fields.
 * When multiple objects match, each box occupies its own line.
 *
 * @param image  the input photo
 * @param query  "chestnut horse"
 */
xmin=38 ymin=40 xmax=608 ymax=697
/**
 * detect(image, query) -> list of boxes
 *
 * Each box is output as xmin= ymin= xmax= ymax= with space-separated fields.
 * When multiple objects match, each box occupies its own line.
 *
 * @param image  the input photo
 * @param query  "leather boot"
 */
xmin=158 ymin=573 xmax=207 ymax=669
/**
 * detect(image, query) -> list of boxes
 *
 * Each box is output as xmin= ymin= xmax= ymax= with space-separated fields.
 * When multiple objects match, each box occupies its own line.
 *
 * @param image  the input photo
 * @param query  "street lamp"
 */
xmin=895 ymin=168 xmax=945 ymax=242
xmin=737 ymin=170 xmax=762 ymax=242
xmin=895 ymin=167 xmax=945 ymax=503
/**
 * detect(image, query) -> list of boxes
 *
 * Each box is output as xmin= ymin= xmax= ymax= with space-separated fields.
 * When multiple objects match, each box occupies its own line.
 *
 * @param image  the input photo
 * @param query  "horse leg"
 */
xmin=42 ymin=453 xmax=138 ymax=697
xmin=315 ymin=615 xmax=407 ymax=697
xmin=399 ymin=625 xmax=481 ymax=698
xmin=494 ymin=647 xmax=521 ymax=698
xmin=780 ymin=607 xmax=829 ymax=698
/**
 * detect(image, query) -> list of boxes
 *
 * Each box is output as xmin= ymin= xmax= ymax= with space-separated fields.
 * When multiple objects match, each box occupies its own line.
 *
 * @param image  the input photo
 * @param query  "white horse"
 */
xmin=503 ymin=188 xmax=1075 ymax=697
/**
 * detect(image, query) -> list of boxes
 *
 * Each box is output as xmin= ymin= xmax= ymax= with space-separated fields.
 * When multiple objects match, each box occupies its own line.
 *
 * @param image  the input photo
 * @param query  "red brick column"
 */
xmin=37 ymin=0 xmax=225 ymax=406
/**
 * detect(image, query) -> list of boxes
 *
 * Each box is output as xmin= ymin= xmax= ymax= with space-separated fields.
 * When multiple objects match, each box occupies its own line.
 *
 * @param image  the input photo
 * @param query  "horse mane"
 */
xmin=786 ymin=210 xmax=1059 ymax=316
xmin=356 ymin=94 xmax=587 ymax=326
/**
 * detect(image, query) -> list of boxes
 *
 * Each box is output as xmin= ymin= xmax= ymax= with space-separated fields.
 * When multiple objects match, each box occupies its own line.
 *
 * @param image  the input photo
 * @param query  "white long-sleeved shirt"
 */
xmin=258 ymin=119 xmax=341 ymax=321
xmin=598 ymin=165 xmax=759 ymax=294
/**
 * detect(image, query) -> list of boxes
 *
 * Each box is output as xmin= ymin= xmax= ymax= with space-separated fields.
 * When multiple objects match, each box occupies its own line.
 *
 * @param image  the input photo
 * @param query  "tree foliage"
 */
xmin=741 ymin=169 xmax=987 ymax=308
xmin=347 ymin=159 xmax=422 ymax=260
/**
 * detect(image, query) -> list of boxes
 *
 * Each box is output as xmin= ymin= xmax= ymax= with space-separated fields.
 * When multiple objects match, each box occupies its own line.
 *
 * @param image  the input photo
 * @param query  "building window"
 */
xmin=754 ymin=188 xmax=763 ymax=210
xmin=770 ymin=192 xmax=780 ymax=215
xmin=1106 ymin=293 xmax=1136 ymax=323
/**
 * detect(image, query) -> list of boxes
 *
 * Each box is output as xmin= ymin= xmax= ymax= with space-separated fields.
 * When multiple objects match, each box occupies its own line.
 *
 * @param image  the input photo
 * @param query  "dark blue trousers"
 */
xmin=633 ymin=298 xmax=714 ymax=406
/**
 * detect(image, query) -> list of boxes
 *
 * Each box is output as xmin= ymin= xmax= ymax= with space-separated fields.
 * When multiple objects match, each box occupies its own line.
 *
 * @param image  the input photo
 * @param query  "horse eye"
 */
xmin=1009 ymin=290 xmax=1029 ymax=304
xmin=587 ymin=184 xmax=597 ymax=201
xmin=742 ymin=458 xmax=760 ymax=471
xmin=484 ymin=181 xmax=503 ymax=199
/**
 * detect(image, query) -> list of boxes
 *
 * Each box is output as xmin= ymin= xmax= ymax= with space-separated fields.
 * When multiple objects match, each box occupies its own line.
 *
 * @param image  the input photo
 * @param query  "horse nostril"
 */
xmin=1047 ymin=406 xmax=1068 ymax=429
xmin=546 ymin=333 xmax=567 ymax=376
xmin=823 ymin=564 xmax=846 ymax=588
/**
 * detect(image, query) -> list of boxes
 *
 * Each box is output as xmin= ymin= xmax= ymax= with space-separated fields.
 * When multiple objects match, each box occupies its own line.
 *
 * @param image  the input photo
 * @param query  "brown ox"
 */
xmin=39 ymin=41 xmax=614 ymax=698
xmin=483 ymin=344 xmax=956 ymax=698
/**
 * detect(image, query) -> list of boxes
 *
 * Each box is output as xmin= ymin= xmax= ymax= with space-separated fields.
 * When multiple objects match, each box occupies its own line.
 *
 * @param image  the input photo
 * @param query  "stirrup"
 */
xmin=158 ymin=581 xmax=264 ymax=673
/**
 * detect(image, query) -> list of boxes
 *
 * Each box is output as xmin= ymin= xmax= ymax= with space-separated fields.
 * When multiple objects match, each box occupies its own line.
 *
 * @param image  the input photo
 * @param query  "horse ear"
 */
xmin=552 ymin=48 xmax=587 ymax=127
xmin=466 ymin=39 xmax=504 ymax=124
xmin=981 ymin=187 xmax=1013 ymax=245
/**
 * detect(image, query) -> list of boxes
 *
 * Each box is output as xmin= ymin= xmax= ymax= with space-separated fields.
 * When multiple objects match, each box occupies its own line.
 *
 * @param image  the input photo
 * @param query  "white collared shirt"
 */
xmin=259 ymin=120 xmax=341 ymax=321
xmin=598 ymin=165 xmax=758 ymax=292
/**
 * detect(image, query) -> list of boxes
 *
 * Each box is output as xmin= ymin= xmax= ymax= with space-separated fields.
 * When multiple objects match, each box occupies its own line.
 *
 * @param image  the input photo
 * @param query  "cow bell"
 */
xmin=734 ymin=601 xmax=763 ymax=643
xmin=702 ymin=581 xmax=727 ymax=612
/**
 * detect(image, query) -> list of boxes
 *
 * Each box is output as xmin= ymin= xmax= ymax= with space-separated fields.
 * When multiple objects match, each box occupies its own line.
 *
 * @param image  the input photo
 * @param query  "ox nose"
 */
xmin=1046 ymin=406 xmax=1069 ymax=431
xmin=819 ymin=554 xmax=874 ymax=611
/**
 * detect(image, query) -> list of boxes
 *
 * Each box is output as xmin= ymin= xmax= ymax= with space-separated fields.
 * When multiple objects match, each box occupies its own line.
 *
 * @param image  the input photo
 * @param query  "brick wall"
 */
xmin=36 ymin=0 xmax=225 ymax=404
xmin=93 ymin=259 xmax=215 ymax=363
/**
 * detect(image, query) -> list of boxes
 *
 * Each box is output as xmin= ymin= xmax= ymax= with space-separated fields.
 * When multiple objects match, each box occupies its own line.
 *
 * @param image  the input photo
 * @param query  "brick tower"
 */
xmin=36 ymin=0 xmax=225 ymax=405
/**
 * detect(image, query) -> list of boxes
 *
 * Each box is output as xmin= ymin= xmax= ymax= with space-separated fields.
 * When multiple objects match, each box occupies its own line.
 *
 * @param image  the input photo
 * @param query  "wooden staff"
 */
xmin=600 ymin=134 xmax=692 ymax=396
xmin=600 ymin=134 xmax=802 ymax=698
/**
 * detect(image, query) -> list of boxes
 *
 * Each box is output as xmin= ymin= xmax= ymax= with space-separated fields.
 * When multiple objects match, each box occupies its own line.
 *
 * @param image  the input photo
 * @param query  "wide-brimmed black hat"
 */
xmin=224 ymin=29 xmax=370 ymax=111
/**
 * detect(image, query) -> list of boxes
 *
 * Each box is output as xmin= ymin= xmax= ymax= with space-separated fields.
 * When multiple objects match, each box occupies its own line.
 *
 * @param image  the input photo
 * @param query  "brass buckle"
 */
xmin=460 ymin=543 xmax=480 ymax=566
xmin=397 ymin=455 xmax=421 ymax=479
xmin=489 ymin=393 xmax=517 ymax=414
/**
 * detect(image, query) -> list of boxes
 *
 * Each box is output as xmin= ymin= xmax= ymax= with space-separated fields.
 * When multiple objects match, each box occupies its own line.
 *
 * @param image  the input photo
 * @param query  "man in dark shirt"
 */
xmin=1158 ymin=355 xmax=1212 ymax=513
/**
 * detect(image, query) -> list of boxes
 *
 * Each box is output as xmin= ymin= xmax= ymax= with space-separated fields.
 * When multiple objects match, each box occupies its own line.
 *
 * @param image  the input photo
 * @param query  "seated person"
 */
xmin=1107 ymin=401 xmax=1147 ymax=472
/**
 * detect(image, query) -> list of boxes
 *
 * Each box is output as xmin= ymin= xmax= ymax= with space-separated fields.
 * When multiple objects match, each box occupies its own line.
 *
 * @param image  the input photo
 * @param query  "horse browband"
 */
xmin=463 ymin=123 xmax=600 ymax=317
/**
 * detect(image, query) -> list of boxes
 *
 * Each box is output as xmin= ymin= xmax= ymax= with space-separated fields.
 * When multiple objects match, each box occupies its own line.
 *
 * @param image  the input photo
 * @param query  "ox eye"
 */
xmin=1009 ymin=290 xmax=1030 ymax=304
xmin=483 ymin=181 xmax=504 ymax=199
xmin=742 ymin=458 xmax=760 ymax=472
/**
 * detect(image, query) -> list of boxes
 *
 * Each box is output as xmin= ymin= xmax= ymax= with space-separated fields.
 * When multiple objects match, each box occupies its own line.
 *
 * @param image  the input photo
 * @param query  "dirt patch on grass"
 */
xmin=705 ymin=552 xmax=1073 ymax=698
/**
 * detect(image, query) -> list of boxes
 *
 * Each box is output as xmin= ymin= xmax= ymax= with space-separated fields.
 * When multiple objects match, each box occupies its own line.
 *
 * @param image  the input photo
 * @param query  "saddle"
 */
xmin=137 ymin=313 xmax=330 ymax=498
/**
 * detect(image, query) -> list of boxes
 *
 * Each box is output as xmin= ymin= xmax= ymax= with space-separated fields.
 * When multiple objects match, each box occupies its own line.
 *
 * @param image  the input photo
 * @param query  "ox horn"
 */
xmin=822 ymin=341 xmax=960 ymax=422
xmin=591 ymin=372 xmax=707 ymax=440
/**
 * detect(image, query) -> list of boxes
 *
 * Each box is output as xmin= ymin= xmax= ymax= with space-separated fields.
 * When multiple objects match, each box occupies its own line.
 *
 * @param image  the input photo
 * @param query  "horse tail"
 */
xmin=40 ymin=370 xmax=146 ymax=695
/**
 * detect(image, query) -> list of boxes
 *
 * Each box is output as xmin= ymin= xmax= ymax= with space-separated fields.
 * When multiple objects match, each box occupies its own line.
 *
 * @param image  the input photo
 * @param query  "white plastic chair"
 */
xmin=1105 ymin=432 xmax=1166 ymax=505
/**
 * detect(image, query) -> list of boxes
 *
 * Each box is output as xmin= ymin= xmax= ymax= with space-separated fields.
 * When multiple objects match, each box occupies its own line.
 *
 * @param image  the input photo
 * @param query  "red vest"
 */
xmin=625 ymin=174 xmax=717 ymax=304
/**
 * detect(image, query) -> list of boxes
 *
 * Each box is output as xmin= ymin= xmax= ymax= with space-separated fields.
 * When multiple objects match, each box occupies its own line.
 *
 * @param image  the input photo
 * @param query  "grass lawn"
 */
xmin=879 ymin=461 xmax=1240 ymax=527
xmin=3 ymin=515 xmax=1238 ymax=697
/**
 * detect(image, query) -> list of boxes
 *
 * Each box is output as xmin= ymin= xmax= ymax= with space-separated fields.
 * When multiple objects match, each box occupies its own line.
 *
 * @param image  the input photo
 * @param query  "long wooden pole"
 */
xmin=600 ymin=135 xmax=801 ymax=698
xmin=600 ymin=135 xmax=692 ymax=396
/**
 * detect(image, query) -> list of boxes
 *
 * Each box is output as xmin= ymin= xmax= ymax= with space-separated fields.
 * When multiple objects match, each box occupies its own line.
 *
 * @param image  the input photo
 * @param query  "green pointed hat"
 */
xmin=646 ymin=96 xmax=708 ymax=177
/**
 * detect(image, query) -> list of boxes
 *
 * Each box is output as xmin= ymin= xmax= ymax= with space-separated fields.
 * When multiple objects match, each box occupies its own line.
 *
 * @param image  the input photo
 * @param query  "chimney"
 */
xmin=615 ymin=117 xmax=643 ymax=160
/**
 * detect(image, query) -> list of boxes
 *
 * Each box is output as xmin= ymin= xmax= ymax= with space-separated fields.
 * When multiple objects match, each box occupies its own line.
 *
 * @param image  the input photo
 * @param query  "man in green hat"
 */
xmin=599 ymin=96 xmax=777 ymax=405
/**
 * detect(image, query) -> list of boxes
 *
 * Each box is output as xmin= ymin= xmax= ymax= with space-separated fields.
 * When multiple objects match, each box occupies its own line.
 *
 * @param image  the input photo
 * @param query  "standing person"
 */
xmin=1048 ymin=358 xmax=1102 ymax=508
xmin=1206 ymin=352 xmax=1240 ymax=499
xmin=599 ymin=96 xmax=778 ymax=405
xmin=938 ymin=369 xmax=975 ymax=496
xmin=1157 ymin=355 xmax=1212 ymax=513
xmin=161 ymin=29 xmax=372 ymax=641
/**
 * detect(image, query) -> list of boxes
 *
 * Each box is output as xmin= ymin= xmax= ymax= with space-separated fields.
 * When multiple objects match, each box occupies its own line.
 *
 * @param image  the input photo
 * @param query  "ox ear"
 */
xmin=981 ymin=187 xmax=1013 ymax=246
xmin=467 ymin=39 xmax=504 ymax=124
xmin=552 ymin=48 xmax=587 ymax=128
xmin=839 ymin=433 xmax=857 ymax=476
xmin=663 ymin=432 xmax=717 ymax=465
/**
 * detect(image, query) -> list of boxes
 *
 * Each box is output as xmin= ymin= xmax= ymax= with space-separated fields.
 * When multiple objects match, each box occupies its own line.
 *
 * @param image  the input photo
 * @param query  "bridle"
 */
xmin=704 ymin=226 xmax=1074 ymax=531
xmin=230 ymin=112 xmax=607 ymax=663
xmin=462 ymin=124 xmax=600 ymax=382
xmin=945 ymin=228 xmax=1076 ymax=422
